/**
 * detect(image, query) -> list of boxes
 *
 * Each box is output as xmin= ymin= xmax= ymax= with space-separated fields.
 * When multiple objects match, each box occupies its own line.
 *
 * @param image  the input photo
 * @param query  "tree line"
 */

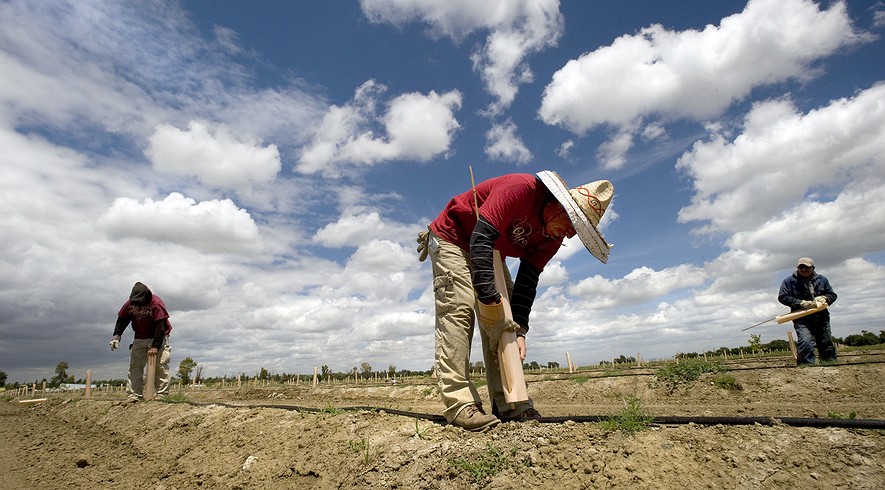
xmin=3 ymin=329 xmax=883 ymax=389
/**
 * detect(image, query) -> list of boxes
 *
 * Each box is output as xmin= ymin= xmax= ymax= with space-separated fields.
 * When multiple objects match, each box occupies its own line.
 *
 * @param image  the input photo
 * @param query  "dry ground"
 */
xmin=2 ymin=354 xmax=885 ymax=489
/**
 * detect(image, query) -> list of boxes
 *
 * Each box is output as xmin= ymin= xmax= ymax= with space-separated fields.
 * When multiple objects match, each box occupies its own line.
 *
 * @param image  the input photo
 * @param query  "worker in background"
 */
xmin=778 ymin=257 xmax=838 ymax=366
xmin=109 ymin=282 xmax=173 ymax=402
xmin=417 ymin=170 xmax=613 ymax=431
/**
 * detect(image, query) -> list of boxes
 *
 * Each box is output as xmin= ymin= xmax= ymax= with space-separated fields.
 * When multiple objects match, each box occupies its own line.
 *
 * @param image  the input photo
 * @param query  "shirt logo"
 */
xmin=508 ymin=217 xmax=532 ymax=248
xmin=129 ymin=304 xmax=153 ymax=320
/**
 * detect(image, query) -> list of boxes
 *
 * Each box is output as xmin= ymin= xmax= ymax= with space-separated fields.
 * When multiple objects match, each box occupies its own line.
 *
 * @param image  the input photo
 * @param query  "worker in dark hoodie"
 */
xmin=109 ymin=282 xmax=173 ymax=402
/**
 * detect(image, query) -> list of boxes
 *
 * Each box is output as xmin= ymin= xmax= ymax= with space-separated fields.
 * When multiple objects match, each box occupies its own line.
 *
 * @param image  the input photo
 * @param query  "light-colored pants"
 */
xmin=127 ymin=336 xmax=171 ymax=398
xmin=429 ymin=232 xmax=532 ymax=422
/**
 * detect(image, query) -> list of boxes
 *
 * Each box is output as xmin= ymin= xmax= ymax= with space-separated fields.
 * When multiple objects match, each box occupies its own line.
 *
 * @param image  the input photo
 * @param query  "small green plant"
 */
xmin=654 ymin=359 xmax=727 ymax=392
xmin=712 ymin=374 xmax=742 ymax=390
xmin=320 ymin=403 xmax=344 ymax=415
xmin=164 ymin=392 xmax=188 ymax=403
xmin=827 ymin=411 xmax=857 ymax=420
xmin=347 ymin=437 xmax=374 ymax=464
xmin=449 ymin=445 xmax=509 ymax=484
xmin=420 ymin=386 xmax=436 ymax=397
xmin=570 ymin=375 xmax=591 ymax=384
xmin=414 ymin=418 xmax=431 ymax=439
xmin=600 ymin=396 xmax=653 ymax=433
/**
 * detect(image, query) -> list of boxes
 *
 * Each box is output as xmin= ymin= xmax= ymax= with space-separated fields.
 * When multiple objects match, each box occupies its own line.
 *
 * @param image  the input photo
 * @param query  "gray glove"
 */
xmin=800 ymin=300 xmax=817 ymax=309
xmin=416 ymin=229 xmax=430 ymax=262
xmin=109 ymin=335 xmax=121 ymax=351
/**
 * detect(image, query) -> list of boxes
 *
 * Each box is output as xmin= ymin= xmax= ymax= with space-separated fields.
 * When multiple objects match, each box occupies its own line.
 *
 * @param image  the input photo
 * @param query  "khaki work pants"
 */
xmin=127 ymin=336 xmax=171 ymax=398
xmin=428 ymin=232 xmax=532 ymax=422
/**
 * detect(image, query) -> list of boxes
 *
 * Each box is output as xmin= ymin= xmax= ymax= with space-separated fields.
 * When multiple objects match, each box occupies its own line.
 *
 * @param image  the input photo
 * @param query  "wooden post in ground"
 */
xmin=637 ymin=352 xmax=641 ymax=368
xmin=237 ymin=374 xmax=241 ymax=388
xmin=85 ymin=370 xmax=92 ymax=399
xmin=566 ymin=352 xmax=573 ymax=373
xmin=313 ymin=367 xmax=318 ymax=388
xmin=144 ymin=354 xmax=157 ymax=400
xmin=787 ymin=331 xmax=797 ymax=361
xmin=41 ymin=381 xmax=46 ymax=394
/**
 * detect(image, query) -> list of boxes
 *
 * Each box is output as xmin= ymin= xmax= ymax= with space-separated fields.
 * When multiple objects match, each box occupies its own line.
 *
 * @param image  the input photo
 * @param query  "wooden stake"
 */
xmin=492 ymin=251 xmax=529 ymax=405
xmin=566 ymin=352 xmax=573 ymax=373
xmin=787 ymin=331 xmax=797 ymax=361
xmin=85 ymin=370 xmax=92 ymax=399
xmin=313 ymin=367 xmax=318 ymax=387
xmin=469 ymin=166 xmax=528 ymax=405
xmin=144 ymin=353 xmax=157 ymax=400
xmin=18 ymin=398 xmax=47 ymax=405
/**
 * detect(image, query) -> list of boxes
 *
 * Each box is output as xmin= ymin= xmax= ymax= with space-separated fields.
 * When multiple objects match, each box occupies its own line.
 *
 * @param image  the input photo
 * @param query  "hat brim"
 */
xmin=537 ymin=171 xmax=611 ymax=263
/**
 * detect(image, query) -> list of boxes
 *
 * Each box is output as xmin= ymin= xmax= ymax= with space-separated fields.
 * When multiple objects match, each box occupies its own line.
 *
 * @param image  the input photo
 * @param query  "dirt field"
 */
xmin=3 ymin=353 xmax=885 ymax=489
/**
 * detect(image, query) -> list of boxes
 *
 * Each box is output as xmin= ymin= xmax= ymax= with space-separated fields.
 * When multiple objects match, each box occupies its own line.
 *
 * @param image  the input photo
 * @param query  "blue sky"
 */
xmin=2 ymin=0 xmax=884 ymax=383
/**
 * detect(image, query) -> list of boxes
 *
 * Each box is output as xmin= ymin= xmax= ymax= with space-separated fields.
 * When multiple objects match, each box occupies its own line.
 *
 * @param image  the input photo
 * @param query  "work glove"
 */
xmin=109 ymin=335 xmax=121 ymax=351
xmin=416 ymin=229 xmax=430 ymax=262
xmin=477 ymin=301 xmax=521 ymax=358
xmin=800 ymin=300 xmax=817 ymax=309
xmin=814 ymin=296 xmax=829 ymax=306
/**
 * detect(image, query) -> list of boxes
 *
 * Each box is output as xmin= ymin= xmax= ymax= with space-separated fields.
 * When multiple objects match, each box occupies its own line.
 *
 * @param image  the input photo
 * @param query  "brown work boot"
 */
xmin=451 ymin=404 xmax=500 ymax=432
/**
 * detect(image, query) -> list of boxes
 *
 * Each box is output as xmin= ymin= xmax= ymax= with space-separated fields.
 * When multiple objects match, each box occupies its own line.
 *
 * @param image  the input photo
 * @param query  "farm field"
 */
xmin=2 ymin=352 xmax=885 ymax=489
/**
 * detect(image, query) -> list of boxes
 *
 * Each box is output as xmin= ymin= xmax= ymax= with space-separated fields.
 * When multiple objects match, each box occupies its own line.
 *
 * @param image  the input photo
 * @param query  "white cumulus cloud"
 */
xmin=146 ymin=120 xmax=281 ymax=189
xmin=95 ymin=192 xmax=262 ymax=254
xmin=296 ymin=80 xmax=462 ymax=176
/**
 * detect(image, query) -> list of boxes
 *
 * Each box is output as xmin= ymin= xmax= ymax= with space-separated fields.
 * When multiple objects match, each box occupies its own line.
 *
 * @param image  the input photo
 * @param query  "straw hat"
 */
xmin=537 ymin=170 xmax=613 ymax=263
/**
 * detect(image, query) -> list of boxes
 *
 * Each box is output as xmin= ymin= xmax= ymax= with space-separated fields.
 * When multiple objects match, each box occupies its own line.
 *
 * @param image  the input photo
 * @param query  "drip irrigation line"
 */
xmin=181 ymin=401 xmax=885 ymax=430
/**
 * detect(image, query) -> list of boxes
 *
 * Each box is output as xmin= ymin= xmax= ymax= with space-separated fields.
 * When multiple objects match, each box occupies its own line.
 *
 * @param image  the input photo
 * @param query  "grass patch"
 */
xmin=320 ymin=404 xmax=345 ymax=415
xmin=828 ymin=411 xmax=857 ymax=420
xmin=712 ymin=374 xmax=742 ymax=391
xmin=347 ymin=437 xmax=375 ymax=464
xmin=570 ymin=375 xmax=591 ymax=384
xmin=654 ymin=359 xmax=727 ymax=392
xmin=449 ymin=445 xmax=509 ymax=484
xmin=600 ymin=396 xmax=653 ymax=433
xmin=163 ymin=392 xmax=189 ymax=403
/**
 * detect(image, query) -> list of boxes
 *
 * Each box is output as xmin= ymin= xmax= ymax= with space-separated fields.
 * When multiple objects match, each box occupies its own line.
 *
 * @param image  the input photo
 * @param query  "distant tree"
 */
xmin=547 ymin=361 xmax=560 ymax=369
xmin=178 ymin=357 xmax=197 ymax=384
xmin=880 ymin=330 xmax=885 ymax=343
xmin=387 ymin=365 xmax=396 ymax=376
xmin=193 ymin=365 xmax=204 ymax=384
xmin=843 ymin=330 xmax=880 ymax=347
xmin=50 ymin=361 xmax=70 ymax=388
xmin=748 ymin=334 xmax=762 ymax=353
xmin=0 ymin=370 xmax=7 ymax=386
xmin=360 ymin=362 xmax=372 ymax=377
xmin=321 ymin=365 xmax=331 ymax=377
xmin=766 ymin=339 xmax=790 ymax=352
xmin=258 ymin=367 xmax=269 ymax=380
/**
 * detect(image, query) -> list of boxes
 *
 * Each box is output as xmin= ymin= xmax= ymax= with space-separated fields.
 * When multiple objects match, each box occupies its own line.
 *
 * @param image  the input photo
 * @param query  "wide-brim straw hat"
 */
xmin=537 ymin=170 xmax=613 ymax=263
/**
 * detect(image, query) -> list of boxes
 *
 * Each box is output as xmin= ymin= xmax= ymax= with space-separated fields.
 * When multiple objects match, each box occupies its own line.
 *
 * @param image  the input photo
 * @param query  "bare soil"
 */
xmin=3 ymin=354 xmax=885 ymax=489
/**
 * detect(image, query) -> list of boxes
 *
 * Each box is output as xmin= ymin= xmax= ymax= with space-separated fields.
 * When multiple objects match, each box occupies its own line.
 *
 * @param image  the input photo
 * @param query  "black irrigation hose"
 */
xmin=183 ymin=401 xmax=885 ymax=430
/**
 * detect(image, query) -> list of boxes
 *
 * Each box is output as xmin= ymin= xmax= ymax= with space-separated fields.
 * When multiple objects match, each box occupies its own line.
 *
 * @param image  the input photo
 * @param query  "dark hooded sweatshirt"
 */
xmin=114 ymin=282 xmax=172 ymax=349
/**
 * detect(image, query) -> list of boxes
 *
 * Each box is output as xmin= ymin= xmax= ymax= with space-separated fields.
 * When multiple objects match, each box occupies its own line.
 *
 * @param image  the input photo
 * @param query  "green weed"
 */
xmin=827 ymin=411 xmax=857 ymax=420
xmin=163 ymin=392 xmax=188 ymax=403
xmin=654 ymin=359 xmax=727 ymax=392
xmin=712 ymin=374 xmax=742 ymax=390
xmin=600 ymin=396 xmax=653 ymax=433
xmin=449 ymin=445 xmax=509 ymax=484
